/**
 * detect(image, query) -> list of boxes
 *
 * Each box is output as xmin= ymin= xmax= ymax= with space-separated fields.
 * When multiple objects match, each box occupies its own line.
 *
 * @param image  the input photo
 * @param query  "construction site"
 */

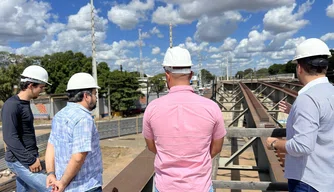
xmin=0 ymin=76 xmax=301 ymax=192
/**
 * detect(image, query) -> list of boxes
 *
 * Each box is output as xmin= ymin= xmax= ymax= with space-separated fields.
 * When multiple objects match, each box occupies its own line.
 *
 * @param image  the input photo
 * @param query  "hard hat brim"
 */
xmin=66 ymin=86 xmax=101 ymax=91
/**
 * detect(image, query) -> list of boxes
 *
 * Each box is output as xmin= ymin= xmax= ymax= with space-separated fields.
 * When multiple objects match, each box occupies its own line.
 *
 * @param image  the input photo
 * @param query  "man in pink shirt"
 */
xmin=143 ymin=46 xmax=226 ymax=192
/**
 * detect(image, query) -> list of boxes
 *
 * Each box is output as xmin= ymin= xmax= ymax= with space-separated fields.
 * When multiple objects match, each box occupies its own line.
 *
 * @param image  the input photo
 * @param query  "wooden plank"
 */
xmin=103 ymin=149 xmax=155 ymax=192
xmin=212 ymin=180 xmax=288 ymax=190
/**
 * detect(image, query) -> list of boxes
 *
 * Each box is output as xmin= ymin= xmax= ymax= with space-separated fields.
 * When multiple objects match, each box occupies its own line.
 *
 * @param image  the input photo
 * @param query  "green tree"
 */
xmin=235 ymin=71 xmax=244 ymax=79
xmin=256 ymin=68 xmax=269 ymax=77
xmin=149 ymin=73 xmax=165 ymax=98
xmin=0 ymin=62 xmax=29 ymax=101
xmin=243 ymin=68 xmax=253 ymax=78
xmin=41 ymin=51 xmax=92 ymax=94
xmin=268 ymin=64 xmax=284 ymax=75
xmin=109 ymin=70 xmax=142 ymax=112
xmin=201 ymin=69 xmax=215 ymax=84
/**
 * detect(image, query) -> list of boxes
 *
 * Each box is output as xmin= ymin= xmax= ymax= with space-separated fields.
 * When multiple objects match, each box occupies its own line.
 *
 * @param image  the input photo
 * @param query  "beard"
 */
xmin=88 ymin=100 xmax=97 ymax=111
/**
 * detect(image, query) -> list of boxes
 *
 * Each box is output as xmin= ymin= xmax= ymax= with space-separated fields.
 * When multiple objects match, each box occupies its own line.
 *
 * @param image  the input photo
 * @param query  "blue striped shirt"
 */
xmin=285 ymin=77 xmax=334 ymax=192
xmin=49 ymin=102 xmax=102 ymax=191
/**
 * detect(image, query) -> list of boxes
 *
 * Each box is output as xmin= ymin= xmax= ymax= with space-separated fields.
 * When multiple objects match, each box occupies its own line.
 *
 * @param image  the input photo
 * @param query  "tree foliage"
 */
xmin=149 ymin=73 xmax=165 ymax=98
xmin=41 ymin=51 xmax=92 ymax=94
xmin=0 ymin=58 xmax=33 ymax=101
xmin=201 ymin=69 xmax=215 ymax=84
xmin=109 ymin=70 xmax=142 ymax=111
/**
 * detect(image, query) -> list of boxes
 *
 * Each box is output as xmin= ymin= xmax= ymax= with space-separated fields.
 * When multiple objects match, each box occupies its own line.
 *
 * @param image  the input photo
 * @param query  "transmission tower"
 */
xmin=90 ymin=0 xmax=99 ymax=118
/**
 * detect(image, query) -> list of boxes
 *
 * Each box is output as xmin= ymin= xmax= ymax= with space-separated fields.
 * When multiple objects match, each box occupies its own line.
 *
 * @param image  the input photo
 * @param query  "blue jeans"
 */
xmin=155 ymin=185 xmax=214 ymax=192
xmin=6 ymin=161 xmax=50 ymax=192
xmin=86 ymin=186 xmax=102 ymax=192
xmin=288 ymin=179 xmax=318 ymax=192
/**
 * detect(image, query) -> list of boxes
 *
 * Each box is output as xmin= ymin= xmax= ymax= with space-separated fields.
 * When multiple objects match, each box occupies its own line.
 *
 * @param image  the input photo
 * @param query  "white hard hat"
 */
xmin=293 ymin=38 xmax=331 ymax=61
xmin=162 ymin=47 xmax=193 ymax=73
xmin=21 ymin=65 xmax=51 ymax=85
xmin=66 ymin=72 xmax=100 ymax=91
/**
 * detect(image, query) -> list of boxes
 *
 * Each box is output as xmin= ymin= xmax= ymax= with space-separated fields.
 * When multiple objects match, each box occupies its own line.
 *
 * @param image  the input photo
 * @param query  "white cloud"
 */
xmin=176 ymin=0 xmax=294 ymax=20
xmin=326 ymin=0 xmax=334 ymax=18
xmin=152 ymin=47 xmax=161 ymax=55
xmin=150 ymin=27 xmax=164 ymax=38
xmin=152 ymin=4 xmax=192 ymax=25
xmin=221 ymin=38 xmax=238 ymax=51
xmin=108 ymin=0 xmax=154 ymax=30
xmin=178 ymin=37 xmax=209 ymax=54
xmin=0 ymin=46 xmax=14 ymax=53
xmin=263 ymin=1 xmax=313 ymax=34
xmin=194 ymin=11 xmax=245 ymax=42
xmin=0 ymin=0 xmax=52 ymax=44
xmin=321 ymin=33 xmax=334 ymax=42
xmin=68 ymin=3 xmax=108 ymax=32
xmin=141 ymin=31 xmax=151 ymax=39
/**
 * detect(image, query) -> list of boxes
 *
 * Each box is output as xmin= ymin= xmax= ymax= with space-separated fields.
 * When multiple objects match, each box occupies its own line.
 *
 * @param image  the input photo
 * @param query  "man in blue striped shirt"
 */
xmin=266 ymin=38 xmax=334 ymax=192
xmin=45 ymin=73 xmax=103 ymax=192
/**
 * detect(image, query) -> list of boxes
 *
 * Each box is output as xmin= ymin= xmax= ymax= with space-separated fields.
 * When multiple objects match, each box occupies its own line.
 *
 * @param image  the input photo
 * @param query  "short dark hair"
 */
xmin=67 ymin=89 xmax=93 ymax=103
xmin=19 ymin=82 xmax=40 ymax=91
xmin=297 ymin=55 xmax=328 ymax=75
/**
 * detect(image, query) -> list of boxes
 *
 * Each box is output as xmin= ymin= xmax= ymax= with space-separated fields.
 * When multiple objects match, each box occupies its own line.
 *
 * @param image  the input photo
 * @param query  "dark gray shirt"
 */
xmin=1 ymin=95 xmax=38 ymax=166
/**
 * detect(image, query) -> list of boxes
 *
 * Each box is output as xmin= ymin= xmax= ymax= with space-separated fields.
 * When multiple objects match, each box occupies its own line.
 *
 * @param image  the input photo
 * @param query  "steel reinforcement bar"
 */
xmin=260 ymin=82 xmax=297 ymax=98
xmin=239 ymin=82 xmax=286 ymax=184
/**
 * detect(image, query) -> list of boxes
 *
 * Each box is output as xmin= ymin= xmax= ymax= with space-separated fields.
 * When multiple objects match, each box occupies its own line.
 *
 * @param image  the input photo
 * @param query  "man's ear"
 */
xmin=189 ymin=71 xmax=193 ymax=79
xmin=27 ymin=83 xmax=33 ymax=89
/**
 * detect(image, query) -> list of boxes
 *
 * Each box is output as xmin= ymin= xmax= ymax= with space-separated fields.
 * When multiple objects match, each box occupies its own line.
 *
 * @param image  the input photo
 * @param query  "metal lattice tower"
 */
xmin=139 ymin=29 xmax=143 ymax=78
xmin=169 ymin=23 xmax=173 ymax=48
xmin=226 ymin=56 xmax=229 ymax=81
xmin=90 ymin=0 xmax=99 ymax=118
xmin=198 ymin=51 xmax=202 ymax=88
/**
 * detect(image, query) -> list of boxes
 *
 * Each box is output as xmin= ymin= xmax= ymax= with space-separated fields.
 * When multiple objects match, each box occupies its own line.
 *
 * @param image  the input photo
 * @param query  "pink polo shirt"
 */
xmin=143 ymin=85 xmax=226 ymax=192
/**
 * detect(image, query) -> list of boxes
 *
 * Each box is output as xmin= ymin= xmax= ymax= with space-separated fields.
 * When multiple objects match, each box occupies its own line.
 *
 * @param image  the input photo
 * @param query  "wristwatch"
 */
xmin=47 ymin=171 xmax=55 ymax=176
xmin=270 ymin=140 xmax=278 ymax=150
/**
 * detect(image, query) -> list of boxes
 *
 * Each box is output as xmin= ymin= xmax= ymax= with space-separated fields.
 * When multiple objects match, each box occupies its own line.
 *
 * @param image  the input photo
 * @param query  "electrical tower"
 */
xmin=169 ymin=23 xmax=173 ymax=48
xmin=139 ymin=29 xmax=143 ymax=78
xmin=90 ymin=0 xmax=99 ymax=118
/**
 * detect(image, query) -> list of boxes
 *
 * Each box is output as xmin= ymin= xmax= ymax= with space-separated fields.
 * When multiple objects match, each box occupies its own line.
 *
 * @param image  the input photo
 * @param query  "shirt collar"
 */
xmin=298 ymin=77 xmax=329 ymax=95
xmin=67 ymin=102 xmax=92 ymax=114
xmin=169 ymin=85 xmax=194 ymax=93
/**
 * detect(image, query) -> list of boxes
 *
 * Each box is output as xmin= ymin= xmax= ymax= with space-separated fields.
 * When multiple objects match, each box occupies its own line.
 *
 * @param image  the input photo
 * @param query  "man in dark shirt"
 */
xmin=2 ymin=65 xmax=51 ymax=192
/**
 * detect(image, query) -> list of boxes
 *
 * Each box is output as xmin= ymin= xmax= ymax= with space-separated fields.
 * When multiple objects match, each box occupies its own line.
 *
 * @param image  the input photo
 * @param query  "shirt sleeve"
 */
xmin=142 ymin=104 xmax=154 ymax=140
xmin=48 ymin=119 xmax=56 ymax=145
xmin=72 ymin=117 xmax=93 ymax=154
xmin=285 ymin=94 xmax=319 ymax=157
xmin=2 ymin=101 xmax=36 ymax=166
xmin=212 ymin=103 xmax=227 ymax=140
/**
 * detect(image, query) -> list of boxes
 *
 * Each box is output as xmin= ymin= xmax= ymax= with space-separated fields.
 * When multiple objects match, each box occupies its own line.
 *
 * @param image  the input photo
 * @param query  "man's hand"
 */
xmin=278 ymin=101 xmax=292 ymax=114
xmin=51 ymin=180 xmax=66 ymax=192
xmin=266 ymin=137 xmax=278 ymax=150
xmin=29 ymin=158 xmax=42 ymax=173
xmin=46 ymin=174 xmax=57 ymax=190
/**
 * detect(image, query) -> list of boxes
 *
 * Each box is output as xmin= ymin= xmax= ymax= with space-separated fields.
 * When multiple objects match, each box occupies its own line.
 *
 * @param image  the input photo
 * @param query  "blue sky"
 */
xmin=0 ymin=0 xmax=334 ymax=76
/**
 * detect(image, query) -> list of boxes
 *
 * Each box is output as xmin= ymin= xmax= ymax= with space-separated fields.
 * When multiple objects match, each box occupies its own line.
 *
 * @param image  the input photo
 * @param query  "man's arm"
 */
xmin=2 ymin=101 xmax=39 ymax=168
xmin=267 ymin=95 xmax=318 ymax=156
xmin=142 ymin=105 xmax=156 ymax=154
xmin=57 ymin=152 xmax=87 ymax=189
xmin=145 ymin=139 xmax=157 ymax=154
xmin=210 ymin=138 xmax=224 ymax=158
xmin=210 ymin=103 xmax=227 ymax=158
xmin=45 ymin=142 xmax=57 ymax=188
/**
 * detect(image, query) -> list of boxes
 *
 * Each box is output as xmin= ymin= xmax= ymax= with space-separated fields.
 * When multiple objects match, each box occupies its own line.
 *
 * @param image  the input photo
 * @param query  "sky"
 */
xmin=0 ymin=0 xmax=334 ymax=76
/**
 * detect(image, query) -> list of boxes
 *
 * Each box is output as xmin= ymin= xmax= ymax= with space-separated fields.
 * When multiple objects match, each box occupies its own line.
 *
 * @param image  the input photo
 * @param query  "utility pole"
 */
xmin=108 ymin=86 xmax=111 ymax=119
xmin=198 ymin=52 xmax=202 ymax=88
xmin=226 ymin=56 xmax=229 ymax=81
xmin=139 ymin=29 xmax=143 ymax=78
xmin=91 ymin=0 xmax=99 ymax=119
xmin=169 ymin=23 xmax=173 ymax=48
